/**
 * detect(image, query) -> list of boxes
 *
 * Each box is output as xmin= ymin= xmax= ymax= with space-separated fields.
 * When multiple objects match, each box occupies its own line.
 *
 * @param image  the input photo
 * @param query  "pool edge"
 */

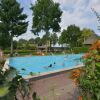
xmin=24 ymin=64 xmax=84 ymax=81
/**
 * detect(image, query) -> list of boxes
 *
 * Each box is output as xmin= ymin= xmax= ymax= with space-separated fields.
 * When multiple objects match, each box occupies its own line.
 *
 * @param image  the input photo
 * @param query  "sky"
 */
xmin=15 ymin=0 xmax=100 ymax=40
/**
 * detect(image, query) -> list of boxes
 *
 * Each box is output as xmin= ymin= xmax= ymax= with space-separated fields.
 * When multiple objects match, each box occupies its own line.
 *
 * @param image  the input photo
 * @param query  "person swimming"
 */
xmin=48 ymin=64 xmax=52 ymax=67
xmin=44 ymin=63 xmax=56 ymax=69
xmin=54 ymin=62 xmax=56 ymax=64
xmin=44 ymin=64 xmax=52 ymax=69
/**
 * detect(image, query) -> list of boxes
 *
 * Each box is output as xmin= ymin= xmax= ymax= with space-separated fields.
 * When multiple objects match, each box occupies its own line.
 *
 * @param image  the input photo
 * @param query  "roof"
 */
xmin=84 ymin=34 xmax=100 ymax=45
xmin=37 ymin=45 xmax=46 ymax=49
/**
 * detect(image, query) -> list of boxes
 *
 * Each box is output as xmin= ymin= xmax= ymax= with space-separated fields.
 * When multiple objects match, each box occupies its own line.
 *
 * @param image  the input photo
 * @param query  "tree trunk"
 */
xmin=46 ymin=41 xmax=48 ymax=54
xmin=10 ymin=36 xmax=13 ymax=57
xmin=45 ymin=31 xmax=49 ymax=54
xmin=50 ymin=40 xmax=52 ymax=52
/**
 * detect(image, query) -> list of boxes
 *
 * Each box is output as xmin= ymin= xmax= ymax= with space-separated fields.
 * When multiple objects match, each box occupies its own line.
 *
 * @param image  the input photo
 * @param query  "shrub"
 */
xmin=0 ymin=66 xmax=29 ymax=100
xmin=4 ymin=50 xmax=37 ymax=55
xmin=73 ymin=47 xmax=89 ymax=53
xmin=78 ymin=40 xmax=100 ymax=100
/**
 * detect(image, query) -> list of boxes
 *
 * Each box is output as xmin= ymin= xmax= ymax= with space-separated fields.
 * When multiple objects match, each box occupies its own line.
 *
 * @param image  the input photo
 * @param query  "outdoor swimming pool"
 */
xmin=9 ymin=54 xmax=83 ymax=76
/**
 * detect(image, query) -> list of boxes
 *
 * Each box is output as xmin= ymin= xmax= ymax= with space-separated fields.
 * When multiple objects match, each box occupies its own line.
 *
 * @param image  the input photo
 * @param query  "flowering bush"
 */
xmin=78 ymin=40 xmax=100 ymax=100
xmin=71 ymin=68 xmax=83 ymax=85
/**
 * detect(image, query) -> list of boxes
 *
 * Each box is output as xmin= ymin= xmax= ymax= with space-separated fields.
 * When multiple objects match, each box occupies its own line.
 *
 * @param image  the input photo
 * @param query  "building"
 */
xmin=37 ymin=43 xmax=69 ymax=52
xmin=84 ymin=34 xmax=100 ymax=45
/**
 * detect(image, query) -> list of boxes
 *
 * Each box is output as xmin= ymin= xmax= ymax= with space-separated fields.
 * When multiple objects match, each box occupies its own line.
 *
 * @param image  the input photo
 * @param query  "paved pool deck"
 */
xmin=26 ymin=68 xmax=81 ymax=100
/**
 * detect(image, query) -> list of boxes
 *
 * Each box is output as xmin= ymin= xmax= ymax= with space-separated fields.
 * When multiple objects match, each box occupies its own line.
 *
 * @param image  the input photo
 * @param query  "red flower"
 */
xmin=78 ymin=96 xmax=83 ymax=100
xmin=82 ymin=53 xmax=90 ymax=58
xmin=89 ymin=40 xmax=100 ymax=50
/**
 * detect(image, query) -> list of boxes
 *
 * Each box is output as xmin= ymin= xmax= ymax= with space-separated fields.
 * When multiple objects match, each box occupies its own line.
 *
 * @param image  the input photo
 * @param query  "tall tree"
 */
xmin=66 ymin=25 xmax=82 ymax=47
xmin=41 ymin=33 xmax=50 ymax=45
xmin=0 ymin=33 xmax=10 ymax=49
xmin=34 ymin=37 xmax=41 ymax=46
xmin=18 ymin=39 xmax=27 ymax=44
xmin=58 ymin=30 xmax=67 ymax=45
xmin=0 ymin=0 xmax=28 ymax=56
xmin=31 ymin=0 xmax=62 ymax=53
xmin=59 ymin=25 xmax=82 ymax=47
xmin=50 ymin=33 xmax=58 ymax=46
xmin=81 ymin=28 xmax=94 ymax=42
xmin=28 ymin=38 xmax=35 ymax=44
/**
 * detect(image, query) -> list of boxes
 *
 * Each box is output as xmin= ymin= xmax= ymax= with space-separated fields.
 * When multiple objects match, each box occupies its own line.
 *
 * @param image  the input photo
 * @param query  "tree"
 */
xmin=0 ymin=0 xmax=28 ymax=56
xmin=17 ymin=39 xmax=28 ymax=49
xmin=81 ymin=28 xmax=94 ymax=42
xmin=13 ymin=40 xmax=17 ymax=49
xmin=0 ymin=33 xmax=10 ymax=49
xmin=59 ymin=25 xmax=82 ymax=47
xmin=34 ymin=37 xmax=41 ymax=46
xmin=41 ymin=33 xmax=50 ymax=45
xmin=31 ymin=0 xmax=62 ymax=53
xmin=67 ymin=25 xmax=82 ymax=47
xmin=50 ymin=33 xmax=58 ymax=46
xmin=28 ymin=38 xmax=35 ymax=44
xmin=18 ymin=39 xmax=27 ymax=44
xmin=58 ymin=30 xmax=67 ymax=45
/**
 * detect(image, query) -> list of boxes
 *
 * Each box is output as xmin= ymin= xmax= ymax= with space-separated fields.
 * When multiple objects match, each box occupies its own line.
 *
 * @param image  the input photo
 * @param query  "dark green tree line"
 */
xmin=0 ymin=0 xmax=28 ymax=56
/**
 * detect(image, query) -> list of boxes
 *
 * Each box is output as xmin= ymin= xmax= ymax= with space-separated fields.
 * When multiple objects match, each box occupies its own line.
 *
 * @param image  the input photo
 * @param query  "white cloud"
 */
xmin=17 ymin=0 xmax=100 ymax=40
xmin=56 ymin=0 xmax=100 ymax=33
xmin=89 ymin=0 xmax=100 ymax=11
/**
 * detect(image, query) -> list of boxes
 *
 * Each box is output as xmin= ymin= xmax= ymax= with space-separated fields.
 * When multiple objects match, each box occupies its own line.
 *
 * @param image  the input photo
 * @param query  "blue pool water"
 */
xmin=9 ymin=54 xmax=83 ymax=76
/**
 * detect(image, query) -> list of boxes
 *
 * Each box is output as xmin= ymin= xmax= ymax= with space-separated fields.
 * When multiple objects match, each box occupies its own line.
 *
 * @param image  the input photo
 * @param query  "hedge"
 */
xmin=73 ymin=47 xmax=89 ymax=53
xmin=4 ymin=50 xmax=36 ymax=55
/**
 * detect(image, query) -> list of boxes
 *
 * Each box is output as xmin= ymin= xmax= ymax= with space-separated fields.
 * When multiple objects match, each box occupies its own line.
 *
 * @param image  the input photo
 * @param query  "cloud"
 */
xmin=56 ymin=0 xmax=100 ymax=34
xmin=16 ymin=0 xmax=100 ymax=40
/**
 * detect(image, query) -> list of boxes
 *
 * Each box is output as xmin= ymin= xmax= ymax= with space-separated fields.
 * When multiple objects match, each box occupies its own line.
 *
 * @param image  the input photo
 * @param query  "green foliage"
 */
xmin=0 ymin=32 xmax=10 ymax=49
xmin=50 ymin=33 xmax=58 ymax=46
xmin=34 ymin=37 xmax=42 ymax=46
xmin=9 ymin=75 xmax=29 ymax=99
xmin=78 ymin=48 xmax=100 ymax=100
xmin=65 ymin=25 xmax=82 ymax=47
xmin=0 ymin=0 xmax=28 ymax=55
xmin=59 ymin=30 xmax=67 ymax=45
xmin=59 ymin=25 xmax=82 ymax=47
xmin=0 ymin=66 xmax=29 ymax=100
xmin=29 ymin=38 xmax=35 ymax=44
xmin=4 ymin=50 xmax=37 ymax=56
xmin=73 ymin=47 xmax=89 ymax=53
xmin=31 ymin=0 xmax=62 ymax=53
xmin=18 ymin=39 xmax=27 ymax=44
xmin=31 ymin=0 xmax=62 ymax=35
xmin=81 ymin=28 xmax=94 ymax=43
xmin=41 ymin=33 xmax=50 ymax=45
